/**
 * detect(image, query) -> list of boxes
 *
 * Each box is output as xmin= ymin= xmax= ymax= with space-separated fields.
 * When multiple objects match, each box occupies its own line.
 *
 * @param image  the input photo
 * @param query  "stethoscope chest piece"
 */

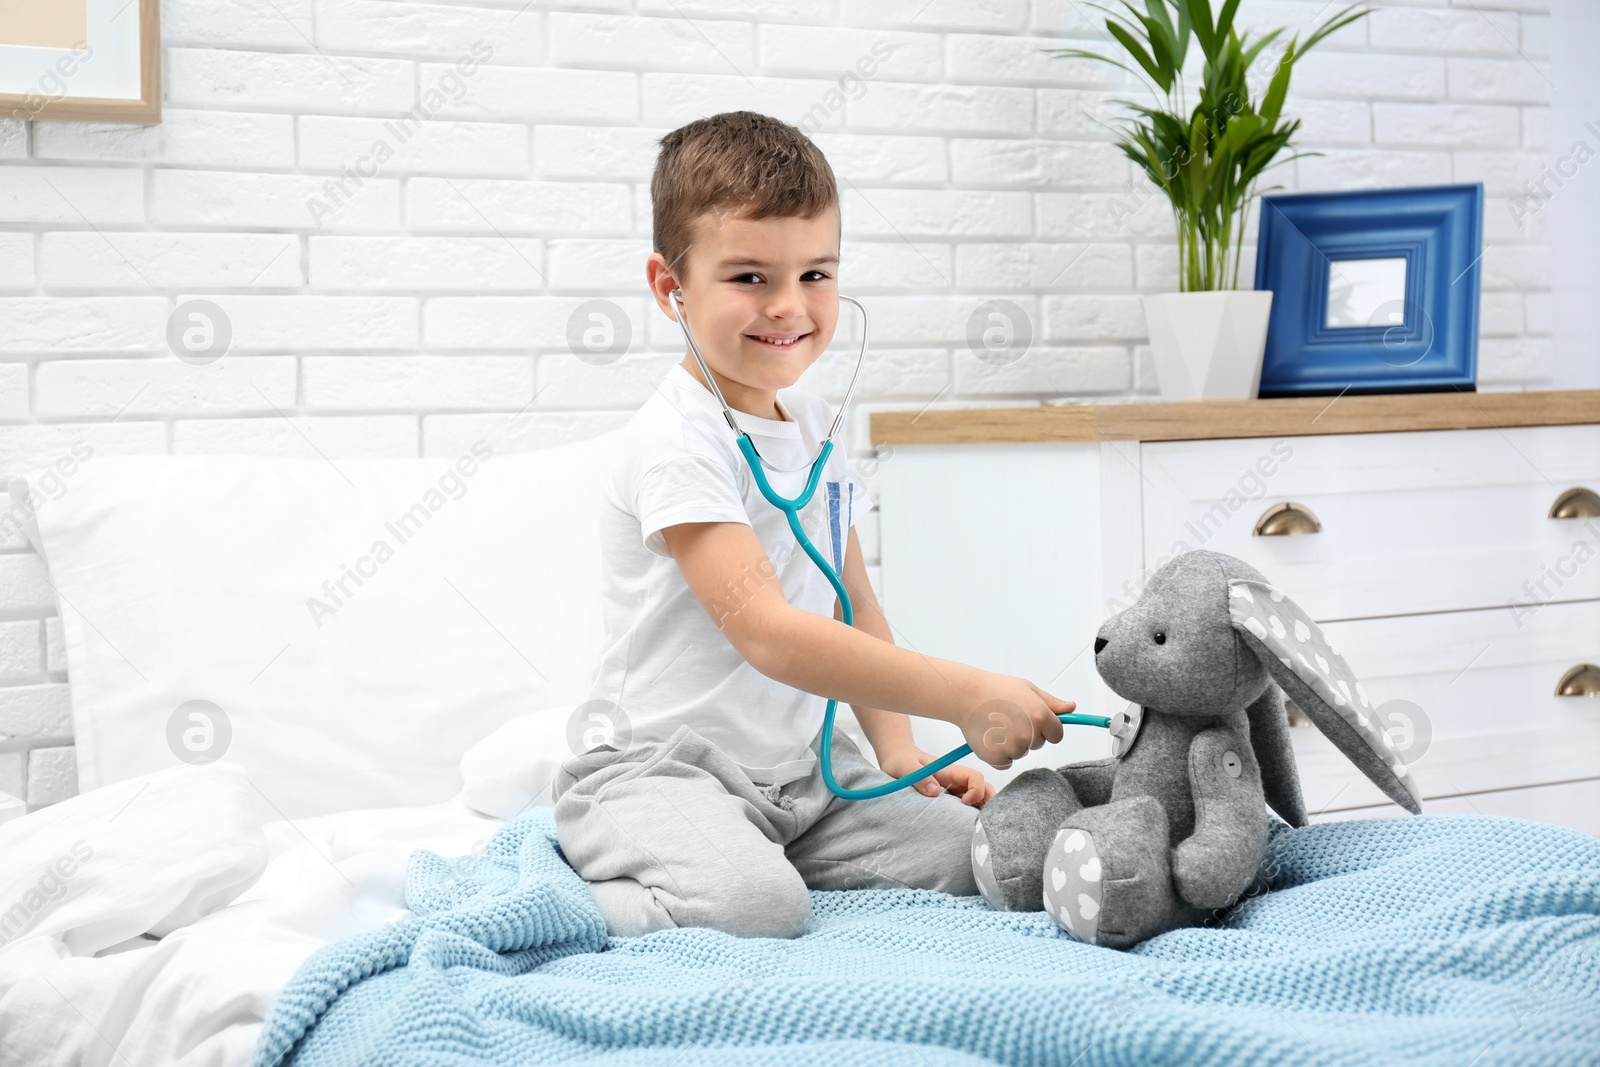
xmin=1109 ymin=703 xmax=1144 ymax=758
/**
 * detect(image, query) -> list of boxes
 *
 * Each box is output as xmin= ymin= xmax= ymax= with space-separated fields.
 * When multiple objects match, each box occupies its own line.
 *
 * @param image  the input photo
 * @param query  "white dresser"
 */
xmin=870 ymin=390 xmax=1600 ymax=836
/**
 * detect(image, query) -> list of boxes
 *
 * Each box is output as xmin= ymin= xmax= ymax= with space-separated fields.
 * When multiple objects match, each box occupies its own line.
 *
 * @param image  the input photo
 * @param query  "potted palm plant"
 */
xmin=1049 ymin=0 xmax=1370 ymax=399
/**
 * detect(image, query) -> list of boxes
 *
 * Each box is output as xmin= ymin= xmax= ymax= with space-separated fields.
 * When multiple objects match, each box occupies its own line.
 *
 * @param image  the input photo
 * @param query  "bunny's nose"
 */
xmin=1093 ymin=636 xmax=1108 ymax=655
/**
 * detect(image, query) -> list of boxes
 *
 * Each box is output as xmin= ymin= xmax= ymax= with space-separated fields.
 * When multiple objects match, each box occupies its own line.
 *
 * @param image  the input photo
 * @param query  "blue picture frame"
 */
xmin=1252 ymin=183 xmax=1483 ymax=397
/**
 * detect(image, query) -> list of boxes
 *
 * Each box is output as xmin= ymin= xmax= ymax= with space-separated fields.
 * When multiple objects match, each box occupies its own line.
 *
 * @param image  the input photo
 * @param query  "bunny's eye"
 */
xmin=1153 ymin=631 xmax=1167 ymax=644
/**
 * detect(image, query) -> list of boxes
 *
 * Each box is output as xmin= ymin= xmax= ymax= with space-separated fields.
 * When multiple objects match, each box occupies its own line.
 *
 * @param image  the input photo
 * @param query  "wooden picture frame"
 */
xmin=0 ymin=0 xmax=161 ymax=125
xmin=1252 ymin=183 xmax=1484 ymax=398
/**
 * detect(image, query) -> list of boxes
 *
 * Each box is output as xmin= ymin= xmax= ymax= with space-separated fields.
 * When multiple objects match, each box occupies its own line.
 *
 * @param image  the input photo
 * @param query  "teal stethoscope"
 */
xmin=667 ymin=287 xmax=1113 ymax=800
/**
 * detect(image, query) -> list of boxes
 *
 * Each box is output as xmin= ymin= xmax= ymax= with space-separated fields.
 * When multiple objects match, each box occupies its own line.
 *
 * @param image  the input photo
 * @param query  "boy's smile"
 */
xmin=648 ymin=204 xmax=841 ymax=421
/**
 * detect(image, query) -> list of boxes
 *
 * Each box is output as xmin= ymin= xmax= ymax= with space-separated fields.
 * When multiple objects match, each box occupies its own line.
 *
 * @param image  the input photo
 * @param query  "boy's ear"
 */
xmin=645 ymin=252 xmax=683 ymax=314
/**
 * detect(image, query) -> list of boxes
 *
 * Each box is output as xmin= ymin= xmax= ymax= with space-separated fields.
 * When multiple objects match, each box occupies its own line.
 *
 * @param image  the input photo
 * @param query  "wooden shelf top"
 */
xmin=868 ymin=388 xmax=1600 ymax=445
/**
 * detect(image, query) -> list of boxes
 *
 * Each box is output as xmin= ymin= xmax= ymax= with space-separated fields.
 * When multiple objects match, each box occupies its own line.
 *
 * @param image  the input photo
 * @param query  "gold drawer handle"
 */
xmin=1549 ymin=487 xmax=1600 ymax=519
xmin=1254 ymin=501 xmax=1323 ymax=536
xmin=1555 ymin=663 xmax=1600 ymax=697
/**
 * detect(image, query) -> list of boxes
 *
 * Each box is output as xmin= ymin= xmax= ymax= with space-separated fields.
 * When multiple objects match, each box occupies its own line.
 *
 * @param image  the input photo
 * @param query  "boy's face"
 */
xmin=651 ymin=203 xmax=841 ymax=408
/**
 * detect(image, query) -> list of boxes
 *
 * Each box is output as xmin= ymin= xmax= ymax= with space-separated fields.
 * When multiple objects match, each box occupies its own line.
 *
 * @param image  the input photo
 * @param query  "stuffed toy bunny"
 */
xmin=969 ymin=548 xmax=1423 ymax=948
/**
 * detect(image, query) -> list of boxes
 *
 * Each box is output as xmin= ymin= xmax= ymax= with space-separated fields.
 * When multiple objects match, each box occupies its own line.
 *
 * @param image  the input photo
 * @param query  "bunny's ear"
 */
xmin=1243 ymin=683 xmax=1309 ymax=828
xmin=1227 ymin=578 xmax=1423 ymax=815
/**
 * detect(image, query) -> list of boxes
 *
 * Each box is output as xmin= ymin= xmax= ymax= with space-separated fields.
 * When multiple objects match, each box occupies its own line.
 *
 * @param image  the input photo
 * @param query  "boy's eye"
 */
xmin=731 ymin=271 xmax=832 ymax=284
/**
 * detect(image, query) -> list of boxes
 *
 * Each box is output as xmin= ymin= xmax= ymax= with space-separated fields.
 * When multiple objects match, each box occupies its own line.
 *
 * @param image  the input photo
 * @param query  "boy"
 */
xmin=553 ymin=111 xmax=1076 ymax=939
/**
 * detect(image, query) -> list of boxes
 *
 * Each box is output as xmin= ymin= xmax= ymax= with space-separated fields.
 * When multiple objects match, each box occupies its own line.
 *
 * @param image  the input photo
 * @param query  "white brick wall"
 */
xmin=0 ymin=0 xmax=1557 ymax=810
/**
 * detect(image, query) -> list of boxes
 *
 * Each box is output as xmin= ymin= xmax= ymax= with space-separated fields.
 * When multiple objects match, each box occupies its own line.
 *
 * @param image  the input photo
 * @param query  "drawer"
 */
xmin=1309 ymin=778 xmax=1600 ymax=838
xmin=1140 ymin=424 xmax=1600 ymax=620
xmin=1287 ymin=599 xmax=1600 ymax=814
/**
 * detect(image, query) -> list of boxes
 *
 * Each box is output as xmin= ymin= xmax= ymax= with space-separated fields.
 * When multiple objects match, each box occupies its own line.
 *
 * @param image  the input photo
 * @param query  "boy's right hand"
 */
xmin=958 ymin=673 xmax=1075 ymax=770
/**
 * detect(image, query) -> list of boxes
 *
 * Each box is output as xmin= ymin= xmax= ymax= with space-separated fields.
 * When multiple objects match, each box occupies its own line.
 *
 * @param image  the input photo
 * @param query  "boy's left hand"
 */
xmin=880 ymin=748 xmax=996 ymax=807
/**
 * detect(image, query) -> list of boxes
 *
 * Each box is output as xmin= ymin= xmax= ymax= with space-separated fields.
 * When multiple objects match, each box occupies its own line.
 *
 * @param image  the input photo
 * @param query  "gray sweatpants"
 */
xmin=552 ymin=721 xmax=980 ymax=939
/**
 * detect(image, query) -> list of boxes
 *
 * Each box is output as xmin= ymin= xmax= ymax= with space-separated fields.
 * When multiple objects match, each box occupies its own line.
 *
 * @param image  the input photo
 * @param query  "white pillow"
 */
xmin=458 ymin=708 xmax=572 ymax=817
xmin=0 ymin=762 xmax=267 ymax=959
xmin=16 ymin=433 xmax=617 ymax=818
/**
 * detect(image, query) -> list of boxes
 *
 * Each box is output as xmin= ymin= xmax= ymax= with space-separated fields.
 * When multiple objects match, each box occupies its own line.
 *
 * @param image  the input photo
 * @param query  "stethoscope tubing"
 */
xmin=668 ymin=287 xmax=1110 ymax=800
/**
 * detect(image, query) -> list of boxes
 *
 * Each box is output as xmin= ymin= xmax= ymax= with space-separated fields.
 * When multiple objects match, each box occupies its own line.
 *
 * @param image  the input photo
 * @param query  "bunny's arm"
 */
xmin=1171 ymin=728 xmax=1270 ymax=911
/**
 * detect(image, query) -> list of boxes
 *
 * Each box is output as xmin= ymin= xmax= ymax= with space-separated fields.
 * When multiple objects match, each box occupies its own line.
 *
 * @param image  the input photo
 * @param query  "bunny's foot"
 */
xmin=1042 ymin=824 xmax=1104 ymax=942
xmin=1042 ymin=795 xmax=1182 ymax=949
xmin=969 ymin=768 xmax=1082 ymax=912
xmin=970 ymin=817 xmax=1004 ymax=907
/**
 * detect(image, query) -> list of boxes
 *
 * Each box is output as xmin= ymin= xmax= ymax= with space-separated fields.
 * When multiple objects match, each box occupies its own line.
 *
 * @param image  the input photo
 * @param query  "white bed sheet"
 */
xmin=0 ymin=764 xmax=505 ymax=1067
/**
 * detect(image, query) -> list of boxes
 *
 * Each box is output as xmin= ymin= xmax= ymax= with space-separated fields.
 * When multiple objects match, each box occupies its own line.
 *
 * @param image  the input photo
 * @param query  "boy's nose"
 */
xmin=762 ymin=281 xmax=809 ymax=316
xmin=1094 ymin=636 xmax=1108 ymax=654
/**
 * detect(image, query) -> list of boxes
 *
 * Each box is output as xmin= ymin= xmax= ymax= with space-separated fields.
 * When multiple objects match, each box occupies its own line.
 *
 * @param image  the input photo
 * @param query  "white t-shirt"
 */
xmin=585 ymin=361 xmax=875 ymax=786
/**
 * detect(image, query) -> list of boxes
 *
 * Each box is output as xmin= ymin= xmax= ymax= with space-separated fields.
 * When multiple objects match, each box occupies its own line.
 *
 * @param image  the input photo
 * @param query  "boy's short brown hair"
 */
xmin=651 ymin=110 xmax=839 ymax=284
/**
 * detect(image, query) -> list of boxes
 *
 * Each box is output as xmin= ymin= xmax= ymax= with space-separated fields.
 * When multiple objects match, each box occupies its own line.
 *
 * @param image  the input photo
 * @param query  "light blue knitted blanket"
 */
xmin=252 ymin=809 xmax=1600 ymax=1067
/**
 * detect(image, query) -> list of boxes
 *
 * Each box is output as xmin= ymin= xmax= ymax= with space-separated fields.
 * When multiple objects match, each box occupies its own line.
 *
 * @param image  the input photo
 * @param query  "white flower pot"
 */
xmin=1142 ymin=290 xmax=1275 ymax=400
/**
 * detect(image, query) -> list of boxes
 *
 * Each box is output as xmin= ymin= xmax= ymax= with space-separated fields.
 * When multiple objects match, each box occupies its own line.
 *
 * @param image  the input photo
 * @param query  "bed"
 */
xmin=2 ymin=438 xmax=1597 ymax=1067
